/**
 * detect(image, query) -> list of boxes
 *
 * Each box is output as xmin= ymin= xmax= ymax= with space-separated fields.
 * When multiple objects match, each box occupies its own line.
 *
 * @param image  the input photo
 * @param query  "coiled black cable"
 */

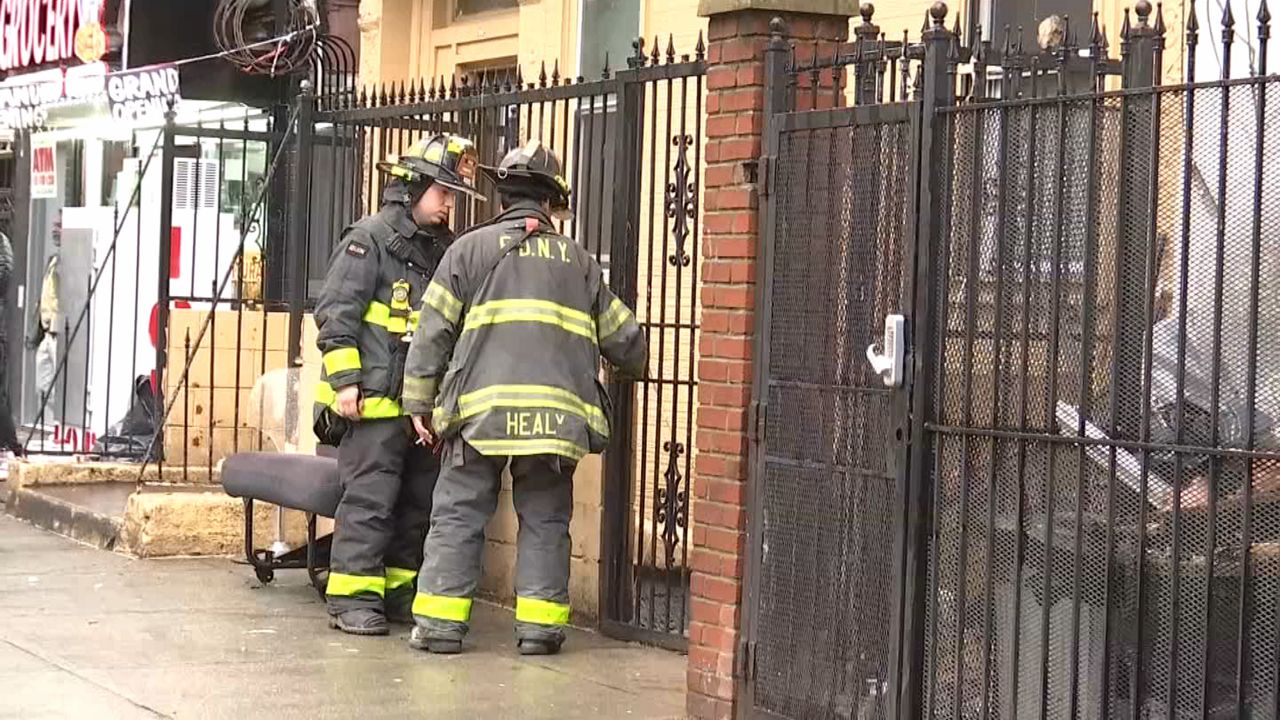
xmin=212 ymin=0 xmax=319 ymax=76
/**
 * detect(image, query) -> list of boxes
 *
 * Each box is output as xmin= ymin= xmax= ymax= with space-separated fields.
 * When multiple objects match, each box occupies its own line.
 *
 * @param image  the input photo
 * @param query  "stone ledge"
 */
xmin=697 ymin=0 xmax=856 ymax=18
xmin=121 ymin=489 xmax=310 ymax=558
xmin=11 ymin=460 xmax=218 ymax=491
xmin=6 ymin=486 xmax=123 ymax=550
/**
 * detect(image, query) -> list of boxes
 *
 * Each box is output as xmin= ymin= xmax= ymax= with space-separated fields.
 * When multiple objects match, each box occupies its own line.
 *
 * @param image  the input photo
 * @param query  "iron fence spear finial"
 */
xmin=1135 ymin=0 xmax=1153 ymax=27
xmin=931 ymin=2 xmax=948 ymax=27
xmin=1223 ymin=0 xmax=1236 ymax=79
xmin=1260 ymin=0 xmax=1271 ymax=74
xmin=631 ymin=37 xmax=646 ymax=68
xmin=1091 ymin=12 xmax=1104 ymax=54
xmin=667 ymin=34 xmax=676 ymax=64
xmin=770 ymin=17 xmax=786 ymax=49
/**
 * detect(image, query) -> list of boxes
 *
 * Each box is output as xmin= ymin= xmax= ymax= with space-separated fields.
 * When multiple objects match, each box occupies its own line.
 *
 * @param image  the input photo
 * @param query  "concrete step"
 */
xmin=6 ymin=481 xmax=132 ymax=550
xmin=4 ymin=480 xmax=279 ymax=556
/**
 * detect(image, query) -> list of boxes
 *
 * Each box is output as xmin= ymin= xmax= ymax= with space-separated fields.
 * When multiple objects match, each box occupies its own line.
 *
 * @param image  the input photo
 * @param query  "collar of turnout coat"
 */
xmin=374 ymin=204 xmax=453 ymax=267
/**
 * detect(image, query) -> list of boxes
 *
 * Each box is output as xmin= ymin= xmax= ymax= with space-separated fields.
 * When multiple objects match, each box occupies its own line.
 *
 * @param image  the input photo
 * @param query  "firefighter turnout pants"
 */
xmin=413 ymin=441 xmax=575 ymax=644
xmin=326 ymin=417 xmax=440 ymax=614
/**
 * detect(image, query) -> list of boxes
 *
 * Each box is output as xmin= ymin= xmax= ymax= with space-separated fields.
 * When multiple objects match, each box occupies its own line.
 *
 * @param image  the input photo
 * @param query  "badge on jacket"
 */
xmin=346 ymin=241 xmax=369 ymax=258
xmin=391 ymin=279 xmax=411 ymax=310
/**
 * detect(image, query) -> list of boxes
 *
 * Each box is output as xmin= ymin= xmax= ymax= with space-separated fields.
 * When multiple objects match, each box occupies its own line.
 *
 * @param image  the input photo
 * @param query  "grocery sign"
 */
xmin=0 ymin=0 xmax=103 ymax=73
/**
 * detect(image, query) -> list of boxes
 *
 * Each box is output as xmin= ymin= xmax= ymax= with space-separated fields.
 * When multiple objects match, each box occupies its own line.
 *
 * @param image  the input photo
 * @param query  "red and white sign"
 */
xmin=0 ymin=0 xmax=104 ymax=73
xmin=50 ymin=423 xmax=98 ymax=454
xmin=30 ymin=135 xmax=55 ymax=198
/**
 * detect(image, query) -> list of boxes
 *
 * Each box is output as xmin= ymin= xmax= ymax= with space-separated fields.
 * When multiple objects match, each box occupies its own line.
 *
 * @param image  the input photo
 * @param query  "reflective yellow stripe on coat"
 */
xmin=322 ymin=347 xmax=361 ymax=375
xmin=423 ymin=282 xmax=462 ymax=324
xmin=598 ymin=297 xmax=634 ymax=340
xmin=314 ymin=382 xmax=405 ymax=419
xmin=363 ymin=300 xmax=420 ymax=335
xmin=468 ymin=437 xmax=590 ymax=461
xmin=457 ymin=384 xmax=608 ymax=437
xmin=463 ymin=299 xmax=596 ymax=341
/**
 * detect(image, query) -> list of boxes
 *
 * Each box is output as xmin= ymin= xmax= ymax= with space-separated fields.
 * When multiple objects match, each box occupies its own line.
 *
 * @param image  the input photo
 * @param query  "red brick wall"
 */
xmin=689 ymin=10 xmax=850 ymax=720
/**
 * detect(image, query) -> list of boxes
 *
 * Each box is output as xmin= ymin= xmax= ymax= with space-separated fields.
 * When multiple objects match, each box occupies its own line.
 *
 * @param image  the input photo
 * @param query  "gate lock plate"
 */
xmin=865 ymin=314 xmax=906 ymax=388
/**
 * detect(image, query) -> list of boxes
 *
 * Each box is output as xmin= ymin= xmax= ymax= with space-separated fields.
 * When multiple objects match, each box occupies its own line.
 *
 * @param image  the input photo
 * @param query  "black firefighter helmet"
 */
xmin=376 ymin=134 xmax=486 ymax=201
xmin=481 ymin=139 xmax=572 ymax=220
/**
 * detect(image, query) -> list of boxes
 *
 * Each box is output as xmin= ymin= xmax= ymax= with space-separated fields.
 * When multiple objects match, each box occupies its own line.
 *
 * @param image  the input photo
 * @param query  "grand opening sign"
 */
xmin=0 ymin=62 xmax=178 ymax=129
xmin=0 ymin=0 xmax=99 ymax=72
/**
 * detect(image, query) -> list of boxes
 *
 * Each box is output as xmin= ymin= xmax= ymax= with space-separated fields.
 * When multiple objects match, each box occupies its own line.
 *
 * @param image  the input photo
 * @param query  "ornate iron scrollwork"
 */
xmin=656 ymin=440 xmax=687 ymax=569
xmin=664 ymin=134 xmax=696 ymax=267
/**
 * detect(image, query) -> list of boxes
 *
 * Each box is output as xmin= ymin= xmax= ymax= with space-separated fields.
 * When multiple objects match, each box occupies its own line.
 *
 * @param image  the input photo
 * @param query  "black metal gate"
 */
xmin=746 ymin=3 xmax=1280 ymax=719
xmin=746 ymin=99 xmax=917 ymax=718
xmin=743 ymin=18 xmax=924 ymax=719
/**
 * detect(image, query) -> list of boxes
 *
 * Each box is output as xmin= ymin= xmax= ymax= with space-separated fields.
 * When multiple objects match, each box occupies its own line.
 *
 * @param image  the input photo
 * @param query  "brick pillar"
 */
xmin=690 ymin=3 xmax=852 ymax=718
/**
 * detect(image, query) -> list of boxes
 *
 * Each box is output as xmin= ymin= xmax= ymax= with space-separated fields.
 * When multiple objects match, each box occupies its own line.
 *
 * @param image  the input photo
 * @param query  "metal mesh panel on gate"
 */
xmin=754 ymin=115 xmax=912 ymax=720
xmin=924 ymin=78 xmax=1280 ymax=720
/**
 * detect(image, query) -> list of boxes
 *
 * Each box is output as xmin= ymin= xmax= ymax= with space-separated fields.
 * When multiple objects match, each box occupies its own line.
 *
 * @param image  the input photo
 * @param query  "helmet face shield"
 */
xmin=377 ymin=134 xmax=486 ymax=201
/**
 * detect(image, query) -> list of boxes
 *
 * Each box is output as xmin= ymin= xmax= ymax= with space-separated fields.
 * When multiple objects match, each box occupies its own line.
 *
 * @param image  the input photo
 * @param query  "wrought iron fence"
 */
xmin=11 ymin=39 xmax=357 ymax=469
xmin=746 ymin=1 xmax=1280 ymax=718
xmin=10 ymin=30 xmax=704 ymax=646
xmin=302 ymin=37 xmax=706 ymax=648
xmin=8 ymin=107 xmax=290 ymax=472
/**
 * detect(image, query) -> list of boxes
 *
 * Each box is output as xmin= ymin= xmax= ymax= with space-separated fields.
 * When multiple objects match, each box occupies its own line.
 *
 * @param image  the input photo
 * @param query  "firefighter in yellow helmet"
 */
xmin=401 ymin=140 xmax=647 ymax=654
xmin=313 ymin=134 xmax=484 ymax=636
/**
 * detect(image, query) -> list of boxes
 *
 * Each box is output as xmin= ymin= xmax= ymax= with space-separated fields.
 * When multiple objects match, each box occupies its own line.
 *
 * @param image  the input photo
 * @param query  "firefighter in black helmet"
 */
xmin=313 ymin=133 xmax=484 ymax=636
xmin=401 ymin=139 xmax=647 ymax=655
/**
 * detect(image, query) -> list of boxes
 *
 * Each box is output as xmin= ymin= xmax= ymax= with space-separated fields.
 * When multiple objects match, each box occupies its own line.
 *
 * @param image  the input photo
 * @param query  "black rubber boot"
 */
xmin=408 ymin=626 xmax=463 ymax=654
xmin=517 ymin=637 xmax=563 ymax=656
xmin=328 ymin=608 xmax=389 ymax=636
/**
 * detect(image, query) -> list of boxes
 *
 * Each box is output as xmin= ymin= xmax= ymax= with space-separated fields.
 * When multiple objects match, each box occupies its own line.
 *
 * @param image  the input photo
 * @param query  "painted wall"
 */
xmin=355 ymin=1 xmax=1189 ymax=89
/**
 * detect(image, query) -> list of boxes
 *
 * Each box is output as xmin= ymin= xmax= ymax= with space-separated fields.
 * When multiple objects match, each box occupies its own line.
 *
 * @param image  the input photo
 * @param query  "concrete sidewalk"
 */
xmin=0 ymin=516 xmax=685 ymax=720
